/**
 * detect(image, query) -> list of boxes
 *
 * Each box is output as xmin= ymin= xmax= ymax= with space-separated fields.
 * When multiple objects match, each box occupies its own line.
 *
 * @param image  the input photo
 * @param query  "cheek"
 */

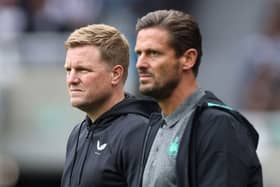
xmin=66 ymin=77 xmax=71 ymax=87
xmin=158 ymin=62 xmax=180 ymax=80
xmin=85 ymin=74 xmax=111 ymax=90
xmin=160 ymin=65 xmax=169 ymax=75
xmin=156 ymin=64 xmax=171 ymax=79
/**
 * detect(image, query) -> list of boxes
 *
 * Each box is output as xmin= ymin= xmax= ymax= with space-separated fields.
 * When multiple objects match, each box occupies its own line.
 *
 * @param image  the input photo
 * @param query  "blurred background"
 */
xmin=0 ymin=0 xmax=279 ymax=186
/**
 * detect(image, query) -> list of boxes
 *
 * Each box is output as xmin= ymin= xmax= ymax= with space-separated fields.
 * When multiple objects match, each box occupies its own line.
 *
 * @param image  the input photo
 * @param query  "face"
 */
xmin=65 ymin=45 xmax=113 ymax=113
xmin=135 ymin=27 xmax=182 ymax=100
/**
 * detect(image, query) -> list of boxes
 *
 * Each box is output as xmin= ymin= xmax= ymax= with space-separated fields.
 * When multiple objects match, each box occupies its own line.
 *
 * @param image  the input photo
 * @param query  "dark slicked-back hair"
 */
xmin=136 ymin=10 xmax=202 ymax=77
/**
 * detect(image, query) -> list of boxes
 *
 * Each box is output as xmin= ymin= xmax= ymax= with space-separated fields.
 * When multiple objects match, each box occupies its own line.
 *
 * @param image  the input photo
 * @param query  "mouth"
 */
xmin=139 ymin=74 xmax=153 ymax=82
xmin=138 ymin=71 xmax=153 ymax=81
xmin=70 ymin=89 xmax=82 ymax=92
xmin=69 ymin=88 xmax=83 ymax=95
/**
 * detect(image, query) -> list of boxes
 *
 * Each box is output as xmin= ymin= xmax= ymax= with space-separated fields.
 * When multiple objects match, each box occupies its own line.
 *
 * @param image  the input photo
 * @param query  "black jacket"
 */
xmin=139 ymin=91 xmax=263 ymax=187
xmin=61 ymin=95 xmax=160 ymax=187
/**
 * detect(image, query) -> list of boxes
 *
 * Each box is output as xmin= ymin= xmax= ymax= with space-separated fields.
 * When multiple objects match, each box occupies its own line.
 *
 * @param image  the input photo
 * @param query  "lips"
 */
xmin=139 ymin=76 xmax=151 ymax=81
xmin=138 ymin=72 xmax=153 ymax=82
xmin=69 ymin=88 xmax=83 ymax=96
xmin=70 ymin=89 xmax=82 ymax=92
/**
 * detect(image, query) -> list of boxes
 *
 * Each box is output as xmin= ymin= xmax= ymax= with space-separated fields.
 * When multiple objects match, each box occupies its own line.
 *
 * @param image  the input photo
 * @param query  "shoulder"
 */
xmin=111 ymin=114 xmax=149 ymax=159
xmin=193 ymin=107 xmax=245 ymax=153
xmin=200 ymin=107 xmax=236 ymax=131
xmin=115 ymin=113 xmax=149 ymax=139
xmin=199 ymin=103 xmax=235 ymax=118
xmin=113 ymin=112 xmax=149 ymax=126
xmin=197 ymin=107 xmax=238 ymax=132
xmin=195 ymin=107 xmax=258 ymax=162
xmin=100 ymin=113 xmax=150 ymax=148
xmin=197 ymin=106 xmax=252 ymax=137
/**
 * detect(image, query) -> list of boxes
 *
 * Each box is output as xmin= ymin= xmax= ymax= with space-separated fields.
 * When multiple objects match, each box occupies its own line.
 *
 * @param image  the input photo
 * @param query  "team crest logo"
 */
xmin=168 ymin=136 xmax=180 ymax=158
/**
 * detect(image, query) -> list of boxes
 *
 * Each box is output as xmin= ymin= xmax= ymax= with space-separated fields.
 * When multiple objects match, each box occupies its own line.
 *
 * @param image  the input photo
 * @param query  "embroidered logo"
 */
xmin=97 ymin=140 xmax=107 ymax=151
xmin=168 ymin=136 xmax=180 ymax=158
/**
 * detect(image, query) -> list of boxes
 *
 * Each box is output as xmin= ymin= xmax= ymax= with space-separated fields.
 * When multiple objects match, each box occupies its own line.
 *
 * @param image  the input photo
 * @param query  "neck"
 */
xmin=159 ymin=78 xmax=198 ymax=117
xmin=87 ymin=89 xmax=125 ymax=121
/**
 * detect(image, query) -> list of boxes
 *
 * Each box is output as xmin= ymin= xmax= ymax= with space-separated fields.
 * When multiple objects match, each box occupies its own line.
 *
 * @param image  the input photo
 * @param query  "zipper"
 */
xmin=77 ymin=125 xmax=96 ymax=185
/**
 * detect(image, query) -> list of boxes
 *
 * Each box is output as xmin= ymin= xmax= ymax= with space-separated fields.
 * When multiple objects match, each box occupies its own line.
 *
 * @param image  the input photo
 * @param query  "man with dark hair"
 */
xmin=135 ymin=10 xmax=263 ymax=187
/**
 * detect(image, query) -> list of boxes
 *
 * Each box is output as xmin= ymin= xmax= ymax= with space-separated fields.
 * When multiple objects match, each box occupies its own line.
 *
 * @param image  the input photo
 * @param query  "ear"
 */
xmin=180 ymin=48 xmax=198 ymax=71
xmin=111 ymin=65 xmax=124 ymax=85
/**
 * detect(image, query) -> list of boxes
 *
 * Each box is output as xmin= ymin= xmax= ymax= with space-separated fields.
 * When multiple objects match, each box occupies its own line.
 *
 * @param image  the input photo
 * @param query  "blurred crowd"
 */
xmin=240 ymin=0 xmax=280 ymax=111
xmin=0 ymin=0 xmax=191 ymax=37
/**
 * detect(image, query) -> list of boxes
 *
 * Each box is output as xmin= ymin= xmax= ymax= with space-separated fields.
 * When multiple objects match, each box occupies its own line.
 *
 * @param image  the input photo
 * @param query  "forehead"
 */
xmin=65 ymin=45 xmax=103 ymax=66
xmin=135 ymin=27 xmax=172 ymax=50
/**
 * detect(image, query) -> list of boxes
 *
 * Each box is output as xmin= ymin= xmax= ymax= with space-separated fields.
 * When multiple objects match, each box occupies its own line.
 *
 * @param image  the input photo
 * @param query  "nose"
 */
xmin=67 ymin=70 xmax=79 ymax=84
xmin=136 ymin=54 xmax=148 ymax=70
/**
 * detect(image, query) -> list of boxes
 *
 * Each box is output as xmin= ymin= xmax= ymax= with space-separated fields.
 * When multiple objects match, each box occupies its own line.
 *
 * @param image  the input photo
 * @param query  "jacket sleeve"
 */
xmin=195 ymin=111 xmax=259 ymax=187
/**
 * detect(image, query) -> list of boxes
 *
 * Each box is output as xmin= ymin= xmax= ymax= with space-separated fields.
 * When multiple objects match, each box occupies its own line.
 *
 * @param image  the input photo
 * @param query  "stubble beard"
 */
xmin=72 ymin=92 xmax=111 ymax=115
xmin=140 ymin=76 xmax=180 ymax=100
xmin=139 ymin=61 xmax=181 ymax=100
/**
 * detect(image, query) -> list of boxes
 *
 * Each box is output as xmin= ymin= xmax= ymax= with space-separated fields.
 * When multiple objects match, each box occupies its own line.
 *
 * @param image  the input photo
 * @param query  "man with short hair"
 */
xmin=135 ymin=10 xmax=263 ymax=187
xmin=61 ymin=24 xmax=160 ymax=187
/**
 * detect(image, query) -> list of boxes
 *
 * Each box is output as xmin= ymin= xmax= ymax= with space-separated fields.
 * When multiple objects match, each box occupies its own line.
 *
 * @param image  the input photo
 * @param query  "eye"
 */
xmin=80 ymin=68 xmax=91 ymax=73
xmin=148 ymin=50 xmax=160 ymax=57
xmin=65 ymin=67 xmax=71 ymax=74
xmin=135 ymin=50 xmax=141 ymax=57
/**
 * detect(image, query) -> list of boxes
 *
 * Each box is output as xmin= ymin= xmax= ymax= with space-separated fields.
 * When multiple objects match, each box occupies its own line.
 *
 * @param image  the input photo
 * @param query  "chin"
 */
xmin=140 ymin=84 xmax=152 ymax=92
xmin=140 ymin=87 xmax=155 ymax=97
xmin=70 ymin=98 xmax=83 ymax=107
xmin=140 ymin=86 xmax=169 ymax=100
xmin=71 ymin=99 xmax=92 ymax=111
xmin=71 ymin=102 xmax=81 ymax=108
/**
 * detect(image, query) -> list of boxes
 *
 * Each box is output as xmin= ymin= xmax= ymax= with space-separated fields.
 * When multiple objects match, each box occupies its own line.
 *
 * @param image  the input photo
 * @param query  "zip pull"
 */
xmin=86 ymin=130 xmax=91 ymax=139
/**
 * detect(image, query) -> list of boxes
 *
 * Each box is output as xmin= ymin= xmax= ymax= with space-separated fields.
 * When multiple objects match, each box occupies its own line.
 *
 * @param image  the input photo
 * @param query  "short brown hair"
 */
xmin=65 ymin=24 xmax=130 ymax=82
xmin=136 ymin=10 xmax=202 ymax=77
